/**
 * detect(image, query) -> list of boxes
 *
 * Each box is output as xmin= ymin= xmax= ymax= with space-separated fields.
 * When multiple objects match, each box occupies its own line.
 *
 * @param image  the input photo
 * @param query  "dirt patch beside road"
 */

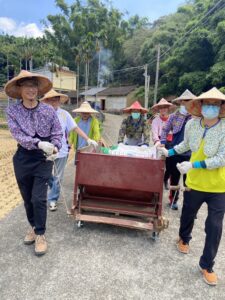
xmin=0 ymin=129 xmax=21 ymax=219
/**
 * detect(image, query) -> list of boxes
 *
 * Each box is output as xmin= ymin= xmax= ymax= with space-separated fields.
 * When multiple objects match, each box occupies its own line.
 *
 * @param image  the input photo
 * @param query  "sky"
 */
xmin=0 ymin=0 xmax=184 ymax=38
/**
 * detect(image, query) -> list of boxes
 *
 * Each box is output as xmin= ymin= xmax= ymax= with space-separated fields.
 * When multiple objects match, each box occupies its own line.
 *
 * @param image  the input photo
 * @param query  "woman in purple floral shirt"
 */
xmin=5 ymin=70 xmax=63 ymax=256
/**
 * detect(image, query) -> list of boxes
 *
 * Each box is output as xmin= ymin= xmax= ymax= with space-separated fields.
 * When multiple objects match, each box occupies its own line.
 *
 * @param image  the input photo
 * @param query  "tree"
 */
xmin=208 ymin=62 xmax=225 ymax=87
xmin=45 ymin=0 xmax=148 ymax=86
xmin=178 ymin=71 xmax=209 ymax=94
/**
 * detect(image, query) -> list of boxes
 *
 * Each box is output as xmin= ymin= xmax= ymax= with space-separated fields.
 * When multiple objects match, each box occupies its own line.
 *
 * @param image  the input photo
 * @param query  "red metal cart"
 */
xmin=72 ymin=151 xmax=168 ymax=238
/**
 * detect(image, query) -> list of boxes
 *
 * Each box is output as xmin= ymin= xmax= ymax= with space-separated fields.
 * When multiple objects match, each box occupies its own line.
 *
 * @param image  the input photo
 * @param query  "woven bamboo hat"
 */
xmin=186 ymin=87 xmax=225 ymax=118
xmin=151 ymin=98 xmax=175 ymax=113
xmin=172 ymin=89 xmax=196 ymax=105
xmin=40 ymin=89 xmax=68 ymax=104
xmin=4 ymin=70 xmax=52 ymax=99
xmin=72 ymin=101 xmax=98 ymax=113
xmin=123 ymin=101 xmax=148 ymax=114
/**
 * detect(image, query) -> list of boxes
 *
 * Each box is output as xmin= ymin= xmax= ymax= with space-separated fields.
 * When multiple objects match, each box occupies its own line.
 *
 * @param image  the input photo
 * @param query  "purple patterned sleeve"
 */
xmin=50 ymin=111 xmax=63 ymax=150
xmin=160 ymin=115 xmax=173 ymax=144
xmin=7 ymin=108 xmax=40 ymax=150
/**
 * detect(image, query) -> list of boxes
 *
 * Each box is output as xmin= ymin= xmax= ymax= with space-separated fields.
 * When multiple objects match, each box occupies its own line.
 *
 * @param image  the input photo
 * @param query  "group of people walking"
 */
xmin=117 ymin=87 xmax=225 ymax=286
xmin=4 ymin=69 xmax=225 ymax=286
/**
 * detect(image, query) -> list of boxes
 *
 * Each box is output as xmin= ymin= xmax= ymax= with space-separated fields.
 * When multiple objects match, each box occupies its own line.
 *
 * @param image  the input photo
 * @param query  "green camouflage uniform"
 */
xmin=118 ymin=115 xmax=150 ymax=145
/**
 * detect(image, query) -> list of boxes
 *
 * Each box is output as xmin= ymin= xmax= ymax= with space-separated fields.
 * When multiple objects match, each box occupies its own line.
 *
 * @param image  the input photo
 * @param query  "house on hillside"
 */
xmin=80 ymin=87 xmax=107 ymax=101
xmin=79 ymin=87 xmax=107 ymax=108
xmin=97 ymin=85 xmax=138 ymax=111
xmin=34 ymin=65 xmax=76 ymax=99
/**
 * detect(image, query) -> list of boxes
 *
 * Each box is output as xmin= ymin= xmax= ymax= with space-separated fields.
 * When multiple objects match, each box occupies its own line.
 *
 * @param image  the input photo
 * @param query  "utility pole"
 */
xmin=85 ymin=61 xmax=88 ymax=100
xmin=147 ymin=74 xmax=150 ymax=103
xmin=144 ymin=64 xmax=148 ymax=109
xmin=76 ymin=63 xmax=80 ymax=108
xmin=97 ymin=48 xmax=101 ymax=87
xmin=154 ymin=44 xmax=160 ymax=104
xmin=6 ymin=54 xmax=9 ymax=81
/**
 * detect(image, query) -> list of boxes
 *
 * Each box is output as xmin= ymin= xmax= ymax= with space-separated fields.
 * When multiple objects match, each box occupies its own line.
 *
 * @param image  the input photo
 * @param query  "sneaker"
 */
xmin=49 ymin=201 xmax=57 ymax=211
xmin=171 ymin=203 xmax=178 ymax=210
xmin=177 ymin=238 xmax=190 ymax=254
xmin=24 ymin=228 xmax=36 ymax=245
xmin=199 ymin=266 xmax=218 ymax=286
xmin=35 ymin=235 xmax=47 ymax=256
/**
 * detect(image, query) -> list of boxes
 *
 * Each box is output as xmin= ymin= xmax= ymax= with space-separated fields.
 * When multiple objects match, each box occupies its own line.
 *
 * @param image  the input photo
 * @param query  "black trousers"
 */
xmin=166 ymin=155 xmax=190 ymax=203
xmin=164 ymin=158 xmax=171 ymax=183
xmin=13 ymin=148 xmax=53 ymax=235
xmin=179 ymin=190 xmax=225 ymax=270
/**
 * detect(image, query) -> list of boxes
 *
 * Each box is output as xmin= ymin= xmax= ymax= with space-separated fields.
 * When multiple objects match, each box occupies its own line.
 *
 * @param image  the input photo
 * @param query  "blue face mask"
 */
xmin=201 ymin=105 xmax=220 ymax=120
xmin=179 ymin=105 xmax=188 ymax=115
xmin=131 ymin=112 xmax=140 ymax=119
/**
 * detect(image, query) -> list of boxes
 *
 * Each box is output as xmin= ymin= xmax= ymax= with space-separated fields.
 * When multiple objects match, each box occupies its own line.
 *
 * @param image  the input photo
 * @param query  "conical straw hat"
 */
xmin=4 ymin=70 xmax=52 ymax=99
xmin=72 ymin=101 xmax=98 ymax=113
xmin=123 ymin=101 xmax=148 ymax=114
xmin=151 ymin=98 xmax=175 ymax=113
xmin=186 ymin=87 xmax=225 ymax=118
xmin=40 ymin=89 xmax=68 ymax=104
xmin=172 ymin=89 xmax=196 ymax=105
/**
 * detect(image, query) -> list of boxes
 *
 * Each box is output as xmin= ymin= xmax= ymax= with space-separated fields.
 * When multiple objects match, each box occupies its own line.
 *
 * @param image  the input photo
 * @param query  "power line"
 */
xmin=109 ymin=65 xmax=145 ymax=74
xmin=112 ymin=67 xmax=144 ymax=77
xmin=107 ymin=66 xmax=144 ymax=84
xmin=104 ymin=0 xmax=225 ymax=75
xmin=147 ymin=0 xmax=225 ymax=67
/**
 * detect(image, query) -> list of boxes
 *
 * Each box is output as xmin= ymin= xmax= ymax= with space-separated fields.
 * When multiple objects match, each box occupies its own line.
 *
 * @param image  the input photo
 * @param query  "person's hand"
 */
xmin=87 ymin=139 xmax=98 ymax=149
xmin=46 ymin=147 xmax=58 ymax=161
xmin=176 ymin=162 xmax=192 ymax=174
xmin=118 ymin=142 xmax=124 ymax=146
xmin=154 ymin=141 xmax=161 ymax=147
xmin=46 ymin=153 xmax=58 ymax=161
xmin=38 ymin=141 xmax=55 ymax=155
xmin=157 ymin=147 xmax=169 ymax=157
xmin=53 ymin=147 xmax=58 ymax=154
xmin=141 ymin=144 xmax=148 ymax=148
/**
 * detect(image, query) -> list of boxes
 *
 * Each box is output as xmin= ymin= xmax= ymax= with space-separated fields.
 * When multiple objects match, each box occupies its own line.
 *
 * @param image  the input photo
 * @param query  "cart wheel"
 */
xmin=151 ymin=231 xmax=160 ymax=241
xmin=76 ymin=220 xmax=84 ymax=228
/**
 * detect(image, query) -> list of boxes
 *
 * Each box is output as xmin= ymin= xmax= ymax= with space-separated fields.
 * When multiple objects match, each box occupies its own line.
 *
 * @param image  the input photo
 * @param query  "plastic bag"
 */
xmin=100 ymin=144 xmax=157 ymax=159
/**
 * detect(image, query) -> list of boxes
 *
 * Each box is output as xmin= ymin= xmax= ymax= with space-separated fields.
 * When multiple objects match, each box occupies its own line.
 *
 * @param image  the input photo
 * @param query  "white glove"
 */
xmin=154 ymin=141 xmax=161 ymax=147
xmin=176 ymin=162 xmax=193 ymax=174
xmin=46 ymin=153 xmax=58 ymax=161
xmin=87 ymin=139 xmax=98 ymax=149
xmin=157 ymin=147 xmax=169 ymax=157
xmin=141 ymin=144 xmax=148 ymax=148
xmin=118 ymin=142 xmax=124 ymax=146
xmin=38 ymin=141 xmax=55 ymax=155
xmin=46 ymin=147 xmax=58 ymax=161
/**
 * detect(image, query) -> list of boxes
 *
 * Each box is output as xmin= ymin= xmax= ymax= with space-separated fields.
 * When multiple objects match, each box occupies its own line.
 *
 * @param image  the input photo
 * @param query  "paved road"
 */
xmin=0 ymin=114 xmax=224 ymax=300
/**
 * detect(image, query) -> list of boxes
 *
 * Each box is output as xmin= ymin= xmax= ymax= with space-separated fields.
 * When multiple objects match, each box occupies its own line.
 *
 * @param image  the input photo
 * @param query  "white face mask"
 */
xmin=179 ymin=105 xmax=188 ymax=115
xmin=131 ymin=112 xmax=140 ymax=119
xmin=201 ymin=105 xmax=220 ymax=120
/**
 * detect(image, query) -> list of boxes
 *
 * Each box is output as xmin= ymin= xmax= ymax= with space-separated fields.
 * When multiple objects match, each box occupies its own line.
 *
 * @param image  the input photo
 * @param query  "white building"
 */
xmin=97 ymin=86 xmax=137 ymax=111
xmin=80 ymin=87 xmax=107 ymax=103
